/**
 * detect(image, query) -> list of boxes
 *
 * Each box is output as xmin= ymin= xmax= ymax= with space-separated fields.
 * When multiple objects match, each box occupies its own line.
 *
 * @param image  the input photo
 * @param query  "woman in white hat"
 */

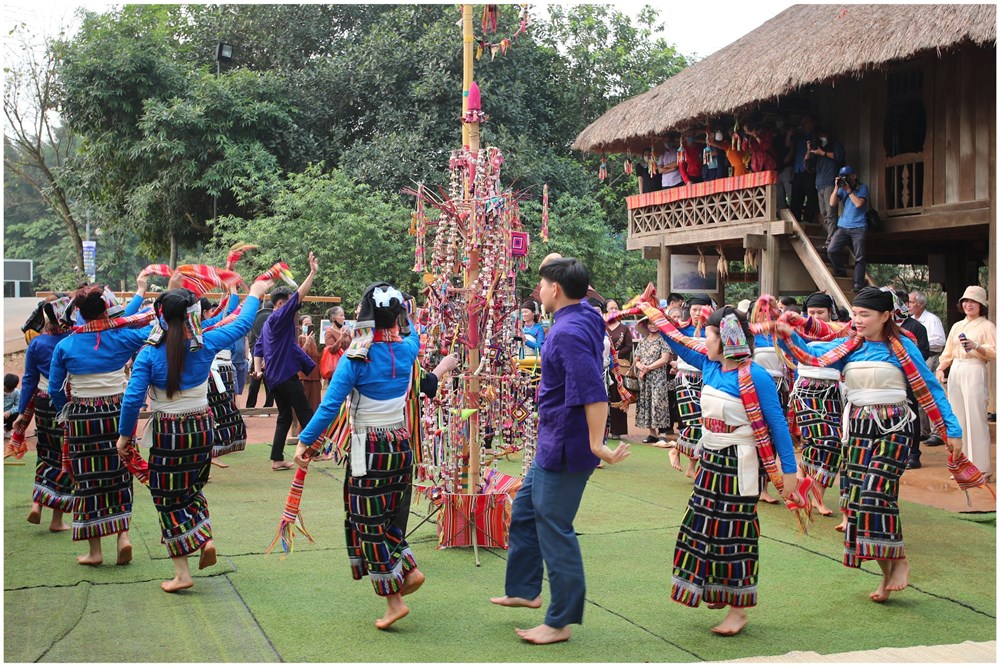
xmin=936 ymin=285 xmax=996 ymax=478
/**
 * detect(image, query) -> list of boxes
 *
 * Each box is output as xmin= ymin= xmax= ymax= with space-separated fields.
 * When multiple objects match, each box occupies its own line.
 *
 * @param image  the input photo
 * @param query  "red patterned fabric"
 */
xmin=436 ymin=492 xmax=511 ymax=549
xmin=626 ymin=170 xmax=778 ymax=210
xmin=142 ymin=263 xmax=242 ymax=297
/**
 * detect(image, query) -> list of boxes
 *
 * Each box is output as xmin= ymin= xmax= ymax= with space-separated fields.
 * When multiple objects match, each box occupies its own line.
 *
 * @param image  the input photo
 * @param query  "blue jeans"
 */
xmin=232 ymin=361 xmax=248 ymax=396
xmin=827 ymin=226 xmax=867 ymax=290
xmin=505 ymin=461 xmax=593 ymax=628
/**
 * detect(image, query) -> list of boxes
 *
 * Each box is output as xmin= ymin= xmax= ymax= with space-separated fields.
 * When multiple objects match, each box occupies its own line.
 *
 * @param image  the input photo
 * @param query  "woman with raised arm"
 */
xmin=777 ymin=286 xmax=962 ymax=603
xmin=116 ymin=276 xmax=271 ymax=592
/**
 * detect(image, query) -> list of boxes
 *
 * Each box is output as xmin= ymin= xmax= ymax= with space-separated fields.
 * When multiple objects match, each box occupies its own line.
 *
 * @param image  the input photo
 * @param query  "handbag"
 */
xmin=622 ymin=361 xmax=640 ymax=393
xmin=319 ymin=345 xmax=341 ymax=381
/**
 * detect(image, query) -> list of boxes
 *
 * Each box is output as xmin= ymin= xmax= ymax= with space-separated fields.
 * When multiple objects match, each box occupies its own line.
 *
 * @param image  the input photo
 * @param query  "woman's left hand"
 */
xmin=960 ymin=338 xmax=979 ymax=353
xmin=293 ymin=442 xmax=312 ymax=470
xmin=947 ymin=437 xmax=963 ymax=456
xmin=115 ymin=435 xmax=133 ymax=459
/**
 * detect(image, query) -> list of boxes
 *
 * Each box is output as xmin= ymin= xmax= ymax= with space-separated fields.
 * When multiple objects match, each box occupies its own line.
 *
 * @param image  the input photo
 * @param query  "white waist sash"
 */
xmin=209 ymin=350 xmax=233 ymax=393
xmin=754 ymin=347 xmax=785 ymax=378
xmin=796 ymin=365 xmax=842 ymax=381
xmin=37 ymin=375 xmax=49 ymax=392
xmin=67 ymin=370 xmax=127 ymax=398
xmin=140 ymin=381 xmax=210 ymax=448
xmin=677 ymin=359 xmax=700 ymax=374
xmin=841 ymin=362 xmax=914 ymax=443
xmin=349 ymin=385 xmax=409 ymax=478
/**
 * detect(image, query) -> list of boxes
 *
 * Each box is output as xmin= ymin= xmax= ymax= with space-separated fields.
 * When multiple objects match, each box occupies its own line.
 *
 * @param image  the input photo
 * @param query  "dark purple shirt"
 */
xmin=253 ymin=292 xmax=316 ymax=388
xmin=534 ymin=302 xmax=608 ymax=472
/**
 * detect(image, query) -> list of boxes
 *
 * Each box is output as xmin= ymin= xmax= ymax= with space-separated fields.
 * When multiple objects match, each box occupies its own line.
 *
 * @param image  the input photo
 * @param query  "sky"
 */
xmin=2 ymin=1 xmax=797 ymax=61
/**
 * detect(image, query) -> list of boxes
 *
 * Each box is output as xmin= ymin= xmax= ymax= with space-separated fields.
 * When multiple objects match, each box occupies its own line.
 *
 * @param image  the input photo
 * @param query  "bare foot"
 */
xmin=886 ymin=558 xmax=910 ymax=592
xmin=116 ymin=540 xmax=132 ymax=566
xmin=685 ymin=461 xmax=697 ymax=479
xmin=27 ymin=504 xmax=42 ymax=524
xmin=402 ymin=568 xmax=425 ymax=596
xmin=210 ymin=458 xmax=229 ymax=468
xmin=198 ymin=540 xmax=217 ymax=570
xmin=49 ymin=521 xmax=71 ymax=532
xmin=870 ymin=579 xmax=890 ymax=603
xmin=161 ymin=576 xmax=194 ymax=593
xmin=835 ymin=519 xmax=847 ymax=533
xmin=759 ymin=492 xmax=780 ymax=505
xmin=375 ymin=597 xmax=409 ymax=630
xmin=489 ymin=595 xmax=542 ymax=608
xmin=77 ymin=553 xmax=102 ymax=566
xmin=711 ymin=608 xmax=748 ymax=636
xmin=516 ymin=624 xmax=571 ymax=645
xmin=811 ymin=497 xmax=834 ymax=516
xmin=668 ymin=448 xmax=683 ymax=472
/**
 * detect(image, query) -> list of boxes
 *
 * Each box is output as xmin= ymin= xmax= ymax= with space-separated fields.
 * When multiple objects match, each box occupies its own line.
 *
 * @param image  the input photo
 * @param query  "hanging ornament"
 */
xmin=648 ymin=143 xmax=657 ymax=178
xmin=716 ymin=244 xmax=729 ymax=281
xmin=624 ymin=149 xmax=633 ymax=176
xmin=482 ymin=4 xmax=499 ymax=34
xmin=541 ymin=183 xmax=549 ymax=242
xmin=697 ymin=246 xmax=707 ymax=279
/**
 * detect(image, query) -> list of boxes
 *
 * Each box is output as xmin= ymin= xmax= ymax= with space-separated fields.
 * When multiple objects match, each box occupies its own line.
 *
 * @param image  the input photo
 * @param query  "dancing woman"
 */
xmin=19 ymin=297 xmax=76 ymax=531
xmin=294 ymin=282 xmax=423 ymax=630
xmin=646 ymin=304 xmax=797 ymax=636
xmin=198 ymin=288 xmax=247 ymax=461
xmin=116 ymin=278 xmax=269 ymax=592
xmin=786 ymin=293 xmax=847 ymax=519
xmin=49 ymin=286 xmax=154 ymax=566
xmin=778 ymin=287 xmax=963 ymax=602
xmin=670 ymin=295 xmax=712 ymax=477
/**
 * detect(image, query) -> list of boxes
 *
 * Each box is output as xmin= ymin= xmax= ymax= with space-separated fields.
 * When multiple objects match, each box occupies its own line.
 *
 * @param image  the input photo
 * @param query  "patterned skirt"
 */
xmin=65 ymin=394 xmax=133 ymax=541
xmin=674 ymin=371 xmax=703 ymax=458
xmin=672 ymin=429 xmax=759 ymax=609
xmin=148 ymin=408 xmax=215 ymax=557
xmin=344 ymin=425 xmax=418 ymax=597
xmin=32 ymin=394 xmax=74 ymax=512
xmin=842 ymin=404 xmax=911 ymax=568
xmin=208 ymin=363 xmax=246 ymax=458
xmin=791 ymin=378 xmax=844 ymax=488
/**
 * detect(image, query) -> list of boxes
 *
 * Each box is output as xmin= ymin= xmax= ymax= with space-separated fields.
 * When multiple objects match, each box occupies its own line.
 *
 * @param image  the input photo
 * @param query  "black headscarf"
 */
xmin=852 ymin=286 xmax=893 ymax=312
xmin=688 ymin=295 xmax=712 ymax=307
xmin=803 ymin=292 xmax=837 ymax=319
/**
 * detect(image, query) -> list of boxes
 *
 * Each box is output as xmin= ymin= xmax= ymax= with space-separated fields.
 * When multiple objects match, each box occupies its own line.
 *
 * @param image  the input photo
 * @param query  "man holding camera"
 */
xmin=826 ymin=165 xmax=870 ymax=293
xmin=808 ymin=128 xmax=845 ymax=248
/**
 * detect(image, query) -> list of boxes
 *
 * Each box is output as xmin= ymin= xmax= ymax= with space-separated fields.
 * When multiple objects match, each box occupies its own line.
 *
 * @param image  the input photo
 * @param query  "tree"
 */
xmin=3 ymin=23 xmax=86 ymax=279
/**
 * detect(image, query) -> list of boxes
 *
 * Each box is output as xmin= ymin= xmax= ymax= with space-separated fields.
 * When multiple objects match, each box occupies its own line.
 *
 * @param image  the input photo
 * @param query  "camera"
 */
xmin=835 ymin=175 xmax=849 ymax=187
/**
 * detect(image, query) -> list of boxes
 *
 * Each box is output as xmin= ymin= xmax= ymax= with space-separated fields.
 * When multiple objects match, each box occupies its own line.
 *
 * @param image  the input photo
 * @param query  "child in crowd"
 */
xmin=4 ymin=374 xmax=21 ymax=438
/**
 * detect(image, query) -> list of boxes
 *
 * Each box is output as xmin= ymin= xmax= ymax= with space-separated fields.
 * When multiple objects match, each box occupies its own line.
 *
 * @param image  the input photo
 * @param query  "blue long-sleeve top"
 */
xmin=124 ymin=293 xmax=144 ymax=317
xmin=19 ymin=332 xmax=69 ymax=412
xmin=782 ymin=330 xmax=961 ymax=437
xmin=523 ymin=322 xmax=545 ymax=353
xmin=298 ymin=322 xmax=420 ymax=446
xmin=118 ymin=296 xmax=261 ymax=436
xmin=659 ymin=331 xmax=797 ymax=473
xmin=48 ymin=325 xmax=154 ymax=411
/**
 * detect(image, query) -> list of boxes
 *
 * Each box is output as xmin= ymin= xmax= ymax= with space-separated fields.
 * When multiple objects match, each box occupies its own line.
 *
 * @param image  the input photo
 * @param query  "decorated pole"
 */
xmin=461 ymin=5 xmax=473 ymax=149
xmin=463 ymin=6 xmax=481 ymax=493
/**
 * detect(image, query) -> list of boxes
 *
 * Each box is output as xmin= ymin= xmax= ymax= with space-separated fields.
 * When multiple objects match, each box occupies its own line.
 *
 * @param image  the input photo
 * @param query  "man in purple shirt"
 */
xmin=252 ymin=252 xmax=319 ymax=470
xmin=490 ymin=255 xmax=631 ymax=645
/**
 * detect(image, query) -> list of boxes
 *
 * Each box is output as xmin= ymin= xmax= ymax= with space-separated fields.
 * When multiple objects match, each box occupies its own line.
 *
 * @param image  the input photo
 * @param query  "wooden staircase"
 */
xmin=782 ymin=209 xmax=872 ymax=310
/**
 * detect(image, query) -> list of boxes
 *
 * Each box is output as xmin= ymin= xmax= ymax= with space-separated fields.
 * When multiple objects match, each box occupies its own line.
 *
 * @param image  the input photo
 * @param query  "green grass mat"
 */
xmin=4 ymin=441 xmax=995 ymax=662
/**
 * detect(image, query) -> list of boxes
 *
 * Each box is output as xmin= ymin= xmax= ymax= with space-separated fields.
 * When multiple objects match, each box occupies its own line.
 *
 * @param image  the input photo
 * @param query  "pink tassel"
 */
xmin=541 ymin=183 xmax=549 ymax=242
xmin=467 ymin=81 xmax=481 ymax=112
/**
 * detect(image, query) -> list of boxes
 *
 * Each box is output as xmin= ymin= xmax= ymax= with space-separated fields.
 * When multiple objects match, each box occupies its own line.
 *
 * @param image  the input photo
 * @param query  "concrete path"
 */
xmin=726 ymin=640 xmax=995 ymax=663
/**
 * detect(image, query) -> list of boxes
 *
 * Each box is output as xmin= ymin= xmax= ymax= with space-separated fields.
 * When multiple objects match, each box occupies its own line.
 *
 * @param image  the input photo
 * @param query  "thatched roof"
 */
xmin=573 ymin=4 xmax=997 ymax=154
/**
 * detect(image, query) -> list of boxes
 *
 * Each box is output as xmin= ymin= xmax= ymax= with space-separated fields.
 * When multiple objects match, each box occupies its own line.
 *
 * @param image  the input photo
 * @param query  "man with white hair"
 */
xmin=909 ymin=291 xmax=947 ymax=446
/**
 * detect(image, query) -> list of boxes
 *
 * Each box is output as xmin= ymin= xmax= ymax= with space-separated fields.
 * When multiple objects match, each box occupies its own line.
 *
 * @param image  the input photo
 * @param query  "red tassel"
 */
xmin=482 ymin=4 xmax=498 ymax=33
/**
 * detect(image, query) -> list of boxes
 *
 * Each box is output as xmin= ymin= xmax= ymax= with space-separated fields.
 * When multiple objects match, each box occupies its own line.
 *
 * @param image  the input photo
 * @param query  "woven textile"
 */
xmin=672 ymin=428 xmax=760 ymax=609
xmin=792 ymin=378 xmax=844 ymax=487
xmin=65 ymin=394 xmax=133 ymax=540
xmin=208 ymin=362 xmax=246 ymax=458
xmin=344 ymin=426 xmax=417 ymax=596
xmin=626 ymin=170 xmax=778 ymax=210
xmin=674 ymin=371 xmax=703 ymax=458
xmin=148 ymin=408 xmax=214 ymax=557
xmin=31 ymin=394 xmax=74 ymax=512
xmin=842 ymin=405 xmax=910 ymax=567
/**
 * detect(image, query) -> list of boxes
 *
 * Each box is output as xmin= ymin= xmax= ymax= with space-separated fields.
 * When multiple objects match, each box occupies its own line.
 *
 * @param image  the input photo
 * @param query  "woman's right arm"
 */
xmin=297 ymin=358 xmax=361 ymax=447
xmin=118 ymin=347 xmax=153 ymax=437
xmin=19 ymin=340 xmax=40 ymax=413
xmin=657 ymin=331 xmax=706 ymax=370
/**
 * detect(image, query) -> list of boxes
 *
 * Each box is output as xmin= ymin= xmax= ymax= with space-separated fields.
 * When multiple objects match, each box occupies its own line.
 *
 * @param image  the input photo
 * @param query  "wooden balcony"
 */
xmin=626 ymin=171 xmax=782 ymax=250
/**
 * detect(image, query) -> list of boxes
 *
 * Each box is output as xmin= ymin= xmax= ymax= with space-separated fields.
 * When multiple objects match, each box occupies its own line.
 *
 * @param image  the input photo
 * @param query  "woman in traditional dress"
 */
xmin=116 ymin=278 xmax=269 ymax=592
xmin=604 ymin=299 xmax=633 ymax=439
xmin=936 ymin=285 xmax=996 ymax=480
xmin=48 ymin=286 xmax=154 ymax=567
xmin=295 ymin=282 xmax=423 ymax=630
xmin=633 ymin=319 xmax=672 ymax=447
xmin=785 ymin=293 xmax=847 ymax=520
xmin=648 ymin=304 xmax=797 ymax=636
xmin=670 ymin=296 xmax=712 ymax=477
xmin=19 ymin=296 xmax=76 ymax=531
xmin=778 ymin=286 xmax=963 ymax=602
xmin=199 ymin=289 xmax=246 ymax=464
xmin=297 ymin=314 xmax=323 ymax=414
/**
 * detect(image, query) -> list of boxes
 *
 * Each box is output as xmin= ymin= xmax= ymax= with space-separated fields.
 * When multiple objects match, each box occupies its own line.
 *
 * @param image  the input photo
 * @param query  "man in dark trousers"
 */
xmin=245 ymin=296 xmax=274 ymax=410
xmin=895 ymin=290 xmax=930 ymax=470
xmin=490 ymin=254 xmax=631 ymax=645
xmin=253 ymin=252 xmax=319 ymax=470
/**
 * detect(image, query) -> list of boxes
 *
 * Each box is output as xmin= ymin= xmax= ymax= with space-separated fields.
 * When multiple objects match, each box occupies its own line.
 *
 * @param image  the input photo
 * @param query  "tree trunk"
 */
xmin=169 ymin=231 xmax=178 ymax=269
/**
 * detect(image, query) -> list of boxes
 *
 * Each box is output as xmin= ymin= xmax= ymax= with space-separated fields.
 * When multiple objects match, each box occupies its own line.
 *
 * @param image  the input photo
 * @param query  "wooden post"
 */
xmin=657 ymin=242 xmax=671 ymax=299
xmin=760 ymin=232 xmax=780 ymax=297
xmin=461 ymin=5 xmax=473 ymax=149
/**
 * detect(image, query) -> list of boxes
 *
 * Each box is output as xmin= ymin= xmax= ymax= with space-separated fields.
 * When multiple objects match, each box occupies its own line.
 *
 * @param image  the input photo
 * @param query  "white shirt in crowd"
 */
xmin=916 ymin=309 xmax=947 ymax=353
xmin=657 ymin=150 xmax=683 ymax=188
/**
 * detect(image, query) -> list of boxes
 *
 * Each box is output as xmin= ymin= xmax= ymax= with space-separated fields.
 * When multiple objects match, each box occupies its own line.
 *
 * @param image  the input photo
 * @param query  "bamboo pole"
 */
xmin=461 ymin=5 xmax=473 ymax=149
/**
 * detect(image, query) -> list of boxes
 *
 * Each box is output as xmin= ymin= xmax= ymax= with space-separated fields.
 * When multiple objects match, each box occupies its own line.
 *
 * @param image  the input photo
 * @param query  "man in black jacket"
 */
xmin=245 ymin=298 xmax=274 ymax=410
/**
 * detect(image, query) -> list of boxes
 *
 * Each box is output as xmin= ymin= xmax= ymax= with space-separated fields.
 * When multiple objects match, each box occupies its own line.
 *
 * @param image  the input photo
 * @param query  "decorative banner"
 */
xmin=82 ymin=240 xmax=97 ymax=283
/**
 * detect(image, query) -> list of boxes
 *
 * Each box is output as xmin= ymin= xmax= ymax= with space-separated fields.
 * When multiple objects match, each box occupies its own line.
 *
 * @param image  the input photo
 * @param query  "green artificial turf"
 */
xmin=4 ymin=441 xmax=995 ymax=662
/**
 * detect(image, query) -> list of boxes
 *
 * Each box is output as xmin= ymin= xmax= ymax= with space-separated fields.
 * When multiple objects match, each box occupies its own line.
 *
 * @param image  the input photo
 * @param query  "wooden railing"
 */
xmin=884 ymin=152 xmax=924 ymax=213
xmin=627 ymin=171 xmax=778 ymax=240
